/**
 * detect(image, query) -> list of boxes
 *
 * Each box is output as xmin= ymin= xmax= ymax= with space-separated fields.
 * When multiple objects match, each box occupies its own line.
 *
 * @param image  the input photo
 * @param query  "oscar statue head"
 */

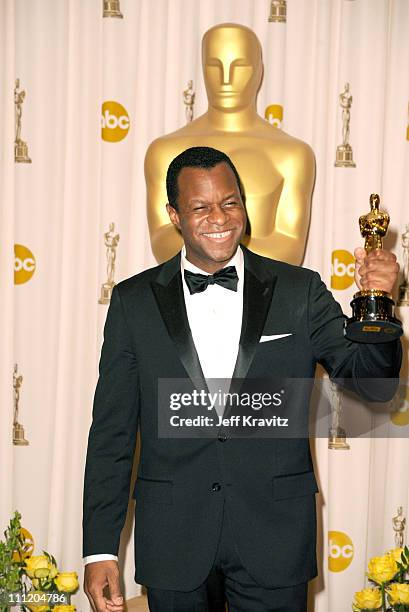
xmin=202 ymin=23 xmax=263 ymax=113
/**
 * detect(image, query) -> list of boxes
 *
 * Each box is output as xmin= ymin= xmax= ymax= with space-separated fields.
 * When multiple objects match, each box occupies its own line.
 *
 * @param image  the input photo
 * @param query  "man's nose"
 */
xmin=207 ymin=205 xmax=228 ymax=225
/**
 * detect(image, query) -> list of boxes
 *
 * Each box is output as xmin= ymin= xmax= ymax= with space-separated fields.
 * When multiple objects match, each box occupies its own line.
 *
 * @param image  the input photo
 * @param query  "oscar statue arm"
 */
xmin=145 ymin=140 xmax=183 ymax=262
xmin=241 ymin=142 xmax=315 ymax=266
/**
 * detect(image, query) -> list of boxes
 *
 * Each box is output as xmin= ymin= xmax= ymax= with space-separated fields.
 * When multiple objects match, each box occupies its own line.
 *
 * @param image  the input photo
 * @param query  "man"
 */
xmin=83 ymin=147 xmax=401 ymax=611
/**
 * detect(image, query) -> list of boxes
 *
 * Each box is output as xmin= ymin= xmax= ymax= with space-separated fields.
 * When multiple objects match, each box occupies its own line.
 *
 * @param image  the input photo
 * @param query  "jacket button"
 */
xmin=218 ymin=433 xmax=227 ymax=442
xmin=212 ymin=482 xmax=221 ymax=492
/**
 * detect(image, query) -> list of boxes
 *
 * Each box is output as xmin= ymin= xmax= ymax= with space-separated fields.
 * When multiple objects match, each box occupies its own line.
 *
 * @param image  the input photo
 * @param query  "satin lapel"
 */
xmin=230 ymin=263 xmax=277 ymax=386
xmin=151 ymin=259 xmax=207 ymax=392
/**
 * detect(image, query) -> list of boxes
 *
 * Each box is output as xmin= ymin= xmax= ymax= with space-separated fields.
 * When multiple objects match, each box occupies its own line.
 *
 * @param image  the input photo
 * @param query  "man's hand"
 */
xmin=354 ymin=247 xmax=399 ymax=294
xmin=84 ymin=560 xmax=124 ymax=612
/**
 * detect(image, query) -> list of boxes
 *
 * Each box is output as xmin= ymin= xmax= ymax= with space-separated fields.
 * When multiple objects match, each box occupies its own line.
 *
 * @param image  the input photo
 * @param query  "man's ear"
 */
xmin=166 ymin=203 xmax=181 ymax=230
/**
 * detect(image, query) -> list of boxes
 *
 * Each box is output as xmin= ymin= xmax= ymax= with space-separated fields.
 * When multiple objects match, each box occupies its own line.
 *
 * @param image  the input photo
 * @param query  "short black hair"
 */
xmin=166 ymin=146 xmax=243 ymax=211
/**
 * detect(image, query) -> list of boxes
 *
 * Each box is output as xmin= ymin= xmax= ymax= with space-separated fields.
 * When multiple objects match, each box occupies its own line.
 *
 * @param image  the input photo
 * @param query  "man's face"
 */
xmin=167 ymin=163 xmax=247 ymax=273
xmin=202 ymin=26 xmax=262 ymax=112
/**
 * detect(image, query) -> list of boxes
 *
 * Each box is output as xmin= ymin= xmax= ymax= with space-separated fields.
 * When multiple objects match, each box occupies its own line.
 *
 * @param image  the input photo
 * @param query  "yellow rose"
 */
xmin=26 ymin=606 xmax=50 ymax=612
xmin=389 ymin=547 xmax=404 ymax=564
xmin=367 ymin=553 xmax=398 ymax=584
xmin=352 ymin=587 xmax=382 ymax=610
xmin=387 ymin=582 xmax=409 ymax=605
xmin=24 ymin=556 xmax=58 ymax=581
xmin=54 ymin=572 xmax=79 ymax=593
xmin=53 ymin=606 xmax=76 ymax=612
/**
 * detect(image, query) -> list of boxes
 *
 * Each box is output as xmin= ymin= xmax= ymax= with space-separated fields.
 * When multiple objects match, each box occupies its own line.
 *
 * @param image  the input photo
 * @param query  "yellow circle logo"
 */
xmin=328 ymin=531 xmax=354 ymax=572
xmin=391 ymin=386 xmax=409 ymax=426
xmin=14 ymin=244 xmax=36 ymax=284
xmin=331 ymin=249 xmax=355 ymax=290
xmin=265 ymin=104 xmax=283 ymax=128
xmin=101 ymin=101 xmax=130 ymax=142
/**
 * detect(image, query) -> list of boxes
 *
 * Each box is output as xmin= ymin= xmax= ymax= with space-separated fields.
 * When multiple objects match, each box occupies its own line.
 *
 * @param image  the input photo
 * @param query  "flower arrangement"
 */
xmin=0 ymin=512 xmax=79 ymax=612
xmin=352 ymin=546 xmax=409 ymax=611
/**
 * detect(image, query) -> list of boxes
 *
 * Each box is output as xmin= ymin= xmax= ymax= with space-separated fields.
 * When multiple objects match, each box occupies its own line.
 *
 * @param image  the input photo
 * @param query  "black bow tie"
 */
xmin=184 ymin=266 xmax=238 ymax=295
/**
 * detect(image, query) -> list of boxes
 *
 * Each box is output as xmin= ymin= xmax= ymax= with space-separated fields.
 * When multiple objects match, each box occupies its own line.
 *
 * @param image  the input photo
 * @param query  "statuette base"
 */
xmin=15 ymin=141 xmax=31 ymax=164
xmin=99 ymin=282 xmax=115 ymax=304
xmin=328 ymin=428 xmax=350 ymax=450
xmin=13 ymin=423 xmax=29 ymax=446
xmin=335 ymin=144 xmax=355 ymax=167
xmin=103 ymin=1 xmax=123 ymax=18
xmin=344 ymin=289 xmax=403 ymax=343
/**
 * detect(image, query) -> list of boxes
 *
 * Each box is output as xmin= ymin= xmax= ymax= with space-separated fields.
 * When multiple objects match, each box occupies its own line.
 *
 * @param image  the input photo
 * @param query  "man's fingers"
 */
xmin=353 ymin=248 xmax=399 ymax=292
xmin=105 ymin=567 xmax=124 ymax=611
xmin=84 ymin=560 xmax=121 ymax=612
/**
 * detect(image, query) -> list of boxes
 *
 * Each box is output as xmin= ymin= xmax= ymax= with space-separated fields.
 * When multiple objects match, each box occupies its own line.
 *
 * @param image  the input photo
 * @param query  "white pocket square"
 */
xmin=259 ymin=333 xmax=292 ymax=343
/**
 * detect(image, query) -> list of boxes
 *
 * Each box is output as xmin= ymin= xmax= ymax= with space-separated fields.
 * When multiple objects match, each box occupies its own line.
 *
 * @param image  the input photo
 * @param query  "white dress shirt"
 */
xmin=84 ymin=246 xmax=244 ymax=565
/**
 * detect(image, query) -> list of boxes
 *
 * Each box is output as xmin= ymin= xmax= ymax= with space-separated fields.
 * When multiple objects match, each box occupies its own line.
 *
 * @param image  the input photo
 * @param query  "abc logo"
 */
xmin=328 ymin=531 xmax=354 ymax=572
xmin=331 ymin=249 xmax=355 ymax=290
xmin=265 ymin=104 xmax=283 ymax=128
xmin=14 ymin=244 xmax=36 ymax=285
xmin=101 ymin=101 xmax=130 ymax=142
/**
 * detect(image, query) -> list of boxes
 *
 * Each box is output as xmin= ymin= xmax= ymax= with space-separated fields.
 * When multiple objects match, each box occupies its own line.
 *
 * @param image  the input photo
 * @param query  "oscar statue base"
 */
xmin=398 ymin=284 xmax=409 ymax=307
xmin=103 ymin=1 xmax=123 ymax=18
xmin=335 ymin=144 xmax=355 ymax=167
xmin=344 ymin=289 xmax=403 ymax=343
xmin=15 ymin=141 xmax=32 ymax=163
xmin=328 ymin=428 xmax=350 ymax=450
xmin=268 ymin=1 xmax=287 ymax=22
xmin=99 ymin=282 xmax=115 ymax=304
xmin=13 ymin=423 xmax=29 ymax=446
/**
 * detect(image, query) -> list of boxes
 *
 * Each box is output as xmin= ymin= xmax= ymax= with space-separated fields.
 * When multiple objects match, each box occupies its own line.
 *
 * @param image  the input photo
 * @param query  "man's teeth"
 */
xmin=203 ymin=230 xmax=232 ymax=238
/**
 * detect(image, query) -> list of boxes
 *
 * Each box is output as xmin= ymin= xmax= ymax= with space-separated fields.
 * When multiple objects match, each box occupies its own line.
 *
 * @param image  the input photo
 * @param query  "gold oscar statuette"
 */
xmin=14 ymin=79 xmax=32 ymax=164
xmin=335 ymin=82 xmax=355 ymax=168
xmin=268 ymin=0 xmax=287 ymax=23
xmin=13 ymin=364 xmax=29 ymax=446
xmin=99 ymin=222 xmax=120 ymax=304
xmin=392 ymin=506 xmax=406 ymax=548
xmin=183 ymin=80 xmax=195 ymax=124
xmin=328 ymin=381 xmax=350 ymax=450
xmin=344 ymin=194 xmax=403 ymax=342
xmin=103 ymin=0 xmax=123 ymax=18
xmin=398 ymin=223 xmax=409 ymax=306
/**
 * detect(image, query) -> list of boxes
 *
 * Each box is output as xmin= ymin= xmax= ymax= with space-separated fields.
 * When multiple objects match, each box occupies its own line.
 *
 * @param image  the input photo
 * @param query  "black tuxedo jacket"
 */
xmin=82 ymin=247 xmax=401 ymax=590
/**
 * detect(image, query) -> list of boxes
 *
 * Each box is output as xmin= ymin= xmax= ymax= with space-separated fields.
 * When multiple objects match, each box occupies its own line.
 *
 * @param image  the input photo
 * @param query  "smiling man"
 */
xmin=83 ymin=147 xmax=402 ymax=612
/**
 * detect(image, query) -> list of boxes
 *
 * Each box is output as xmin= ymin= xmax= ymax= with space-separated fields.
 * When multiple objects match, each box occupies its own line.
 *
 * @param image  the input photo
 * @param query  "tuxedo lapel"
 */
xmin=231 ymin=249 xmax=277 ymax=383
xmin=151 ymin=253 xmax=207 ymax=391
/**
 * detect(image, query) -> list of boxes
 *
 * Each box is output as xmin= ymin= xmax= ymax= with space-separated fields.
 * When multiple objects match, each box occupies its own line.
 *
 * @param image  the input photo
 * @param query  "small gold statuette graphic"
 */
xmin=103 ymin=0 xmax=123 ymax=18
xmin=398 ymin=223 xmax=409 ymax=306
xmin=392 ymin=506 xmax=406 ymax=548
xmin=268 ymin=0 xmax=287 ymax=23
xmin=335 ymin=82 xmax=356 ymax=168
xmin=183 ymin=80 xmax=195 ymax=124
xmin=14 ymin=79 xmax=32 ymax=164
xmin=328 ymin=381 xmax=350 ymax=450
xmin=99 ymin=222 xmax=120 ymax=304
xmin=344 ymin=194 xmax=403 ymax=342
xmin=13 ymin=364 xmax=29 ymax=446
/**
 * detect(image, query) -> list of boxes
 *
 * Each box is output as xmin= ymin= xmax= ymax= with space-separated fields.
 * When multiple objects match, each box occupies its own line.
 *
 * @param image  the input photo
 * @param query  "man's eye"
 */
xmin=225 ymin=201 xmax=237 ymax=206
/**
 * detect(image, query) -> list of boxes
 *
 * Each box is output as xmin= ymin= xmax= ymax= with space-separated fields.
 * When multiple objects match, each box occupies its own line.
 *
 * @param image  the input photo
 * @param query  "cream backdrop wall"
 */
xmin=1 ymin=0 xmax=409 ymax=611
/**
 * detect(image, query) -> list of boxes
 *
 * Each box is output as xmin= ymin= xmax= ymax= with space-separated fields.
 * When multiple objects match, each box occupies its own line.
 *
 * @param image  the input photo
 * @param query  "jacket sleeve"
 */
xmin=307 ymin=271 xmax=402 ymax=401
xmin=83 ymin=285 xmax=140 ymax=556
